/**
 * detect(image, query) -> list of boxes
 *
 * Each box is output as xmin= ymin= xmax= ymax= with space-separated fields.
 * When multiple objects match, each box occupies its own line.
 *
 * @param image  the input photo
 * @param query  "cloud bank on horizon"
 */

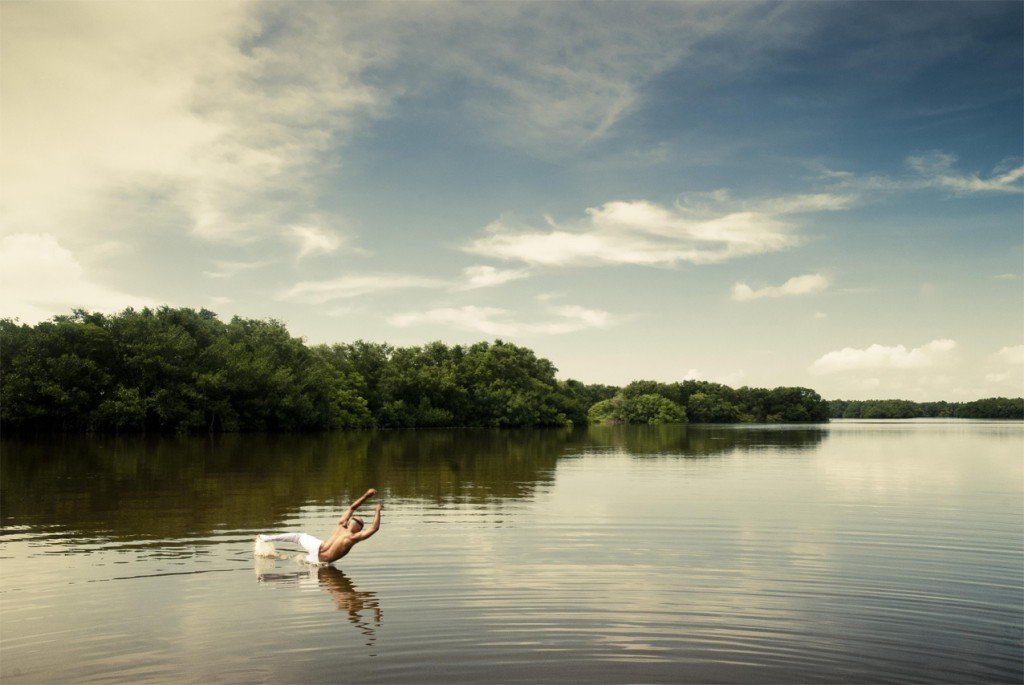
xmin=1 ymin=1 xmax=1021 ymax=401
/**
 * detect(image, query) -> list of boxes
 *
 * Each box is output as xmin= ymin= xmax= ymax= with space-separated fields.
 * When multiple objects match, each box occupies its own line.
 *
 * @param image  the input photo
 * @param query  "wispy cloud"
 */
xmin=367 ymin=3 xmax=730 ymax=154
xmin=538 ymin=305 xmax=614 ymax=334
xmin=810 ymin=339 xmax=957 ymax=374
xmin=458 ymin=265 xmax=530 ymax=290
xmin=732 ymin=273 xmax=829 ymax=302
xmin=287 ymin=224 xmax=347 ymax=260
xmin=0 ymin=233 xmax=156 ymax=323
xmin=388 ymin=302 xmax=613 ymax=336
xmin=464 ymin=193 xmax=850 ymax=268
xmin=905 ymin=152 xmax=1024 ymax=194
xmin=821 ymin=152 xmax=1024 ymax=196
xmin=754 ymin=193 xmax=858 ymax=214
xmin=277 ymin=274 xmax=445 ymax=305
xmin=985 ymin=372 xmax=1012 ymax=384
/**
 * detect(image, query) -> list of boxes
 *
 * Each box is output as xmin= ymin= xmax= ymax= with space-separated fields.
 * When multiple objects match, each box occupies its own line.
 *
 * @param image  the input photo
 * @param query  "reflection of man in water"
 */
xmin=254 ymin=565 xmax=382 ymax=645
xmin=256 ymin=488 xmax=382 ymax=564
xmin=318 ymin=566 xmax=382 ymax=644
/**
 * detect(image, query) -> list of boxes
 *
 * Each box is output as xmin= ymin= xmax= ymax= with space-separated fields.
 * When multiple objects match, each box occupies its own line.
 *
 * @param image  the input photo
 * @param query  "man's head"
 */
xmin=348 ymin=516 xmax=364 ymax=533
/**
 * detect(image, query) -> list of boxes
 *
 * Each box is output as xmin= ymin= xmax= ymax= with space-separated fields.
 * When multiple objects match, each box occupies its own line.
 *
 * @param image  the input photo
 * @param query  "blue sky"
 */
xmin=2 ymin=1 xmax=1021 ymax=400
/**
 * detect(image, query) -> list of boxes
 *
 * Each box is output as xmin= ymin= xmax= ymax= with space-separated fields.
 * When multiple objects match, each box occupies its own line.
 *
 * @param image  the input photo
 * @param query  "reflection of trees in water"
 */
xmin=255 ymin=564 xmax=381 ymax=647
xmin=586 ymin=424 xmax=828 ymax=456
xmin=1 ymin=425 xmax=825 ymax=538
xmin=0 ymin=430 xmax=570 ymax=538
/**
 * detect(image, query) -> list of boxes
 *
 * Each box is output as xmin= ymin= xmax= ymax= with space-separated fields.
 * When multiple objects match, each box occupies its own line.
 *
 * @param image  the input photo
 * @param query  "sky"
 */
xmin=1 ymin=1 xmax=1022 ymax=401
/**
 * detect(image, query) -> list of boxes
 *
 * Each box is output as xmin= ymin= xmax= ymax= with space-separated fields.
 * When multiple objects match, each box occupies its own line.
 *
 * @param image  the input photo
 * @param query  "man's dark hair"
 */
xmin=351 ymin=516 xmax=364 ymax=532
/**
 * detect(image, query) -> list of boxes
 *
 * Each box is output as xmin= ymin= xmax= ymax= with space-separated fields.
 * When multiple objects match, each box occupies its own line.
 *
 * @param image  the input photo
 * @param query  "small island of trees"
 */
xmin=1 ymin=308 xmax=1019 ymax=433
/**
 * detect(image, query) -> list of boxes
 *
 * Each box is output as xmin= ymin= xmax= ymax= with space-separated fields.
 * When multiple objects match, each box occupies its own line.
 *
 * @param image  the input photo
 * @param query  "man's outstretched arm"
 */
xmin=353 ymin=503 xmax=382 ymax=541
xmin=339 ymin=488 xmax=377 ymax=525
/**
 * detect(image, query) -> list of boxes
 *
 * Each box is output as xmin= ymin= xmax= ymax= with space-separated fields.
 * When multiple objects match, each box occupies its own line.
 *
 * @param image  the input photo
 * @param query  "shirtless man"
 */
xmin=257 ymin=488 xmax=382 ymax=564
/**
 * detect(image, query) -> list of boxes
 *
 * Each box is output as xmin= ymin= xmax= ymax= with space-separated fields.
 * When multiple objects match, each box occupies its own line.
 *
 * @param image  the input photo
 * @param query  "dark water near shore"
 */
xmin=2 ymin=421 xmax=1021 ymax=683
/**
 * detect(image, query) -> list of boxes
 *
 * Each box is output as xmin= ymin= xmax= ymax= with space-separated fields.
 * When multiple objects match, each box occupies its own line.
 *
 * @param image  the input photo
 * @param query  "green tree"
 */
xmin=686 ymin=392 xmax=744 ymax=423
xmin=588 ymin=393 xmax=686 ymax=425
xmin=624 ymin=393 xmax=687 ymax=424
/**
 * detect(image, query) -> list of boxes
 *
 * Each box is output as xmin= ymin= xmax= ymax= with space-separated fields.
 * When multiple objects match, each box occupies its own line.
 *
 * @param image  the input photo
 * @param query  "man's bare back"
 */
xmin=318 ymin=488 xmax=382 ymax=564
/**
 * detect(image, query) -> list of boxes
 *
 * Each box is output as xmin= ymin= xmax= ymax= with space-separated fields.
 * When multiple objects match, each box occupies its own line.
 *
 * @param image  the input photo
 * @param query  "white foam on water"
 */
xmin=253 ymin=538 xmax=278 ymax=558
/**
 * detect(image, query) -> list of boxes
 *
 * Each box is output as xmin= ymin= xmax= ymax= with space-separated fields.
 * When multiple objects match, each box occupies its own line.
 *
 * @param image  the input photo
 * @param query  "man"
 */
xmin=256 ymin=488 xmax=382 ymax=564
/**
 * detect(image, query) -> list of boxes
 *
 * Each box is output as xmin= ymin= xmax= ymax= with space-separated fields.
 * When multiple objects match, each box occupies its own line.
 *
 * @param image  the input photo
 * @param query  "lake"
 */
xmin=1 ymin=420 xmax=1021 ymax=683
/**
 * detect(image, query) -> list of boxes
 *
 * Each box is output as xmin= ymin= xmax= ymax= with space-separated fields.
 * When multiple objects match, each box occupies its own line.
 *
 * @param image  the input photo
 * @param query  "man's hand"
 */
xmin=375 ymin=502 xmax=383 ymax=513
xmin=346 ymin=488 xmax=378 ymax=517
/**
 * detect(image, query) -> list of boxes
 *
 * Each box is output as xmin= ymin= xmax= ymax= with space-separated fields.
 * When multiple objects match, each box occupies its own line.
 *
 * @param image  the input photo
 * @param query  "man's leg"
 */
xmin=258 ymin=533 xmax=323 ymax=563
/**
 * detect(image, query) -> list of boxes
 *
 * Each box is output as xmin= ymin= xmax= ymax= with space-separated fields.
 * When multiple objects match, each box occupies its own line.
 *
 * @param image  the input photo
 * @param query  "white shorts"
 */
xmin=257 ymin=533 xmax=324 ymax=564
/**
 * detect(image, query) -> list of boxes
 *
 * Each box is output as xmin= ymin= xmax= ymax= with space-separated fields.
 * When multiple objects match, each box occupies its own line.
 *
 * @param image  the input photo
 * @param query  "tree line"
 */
xmin=829 ymin=397 xmax=1023 ymax=420
xmin=6 ymin=307 xmax=1012 ymax=433
xmin=1 ymin=308 xmax=584 ymax=432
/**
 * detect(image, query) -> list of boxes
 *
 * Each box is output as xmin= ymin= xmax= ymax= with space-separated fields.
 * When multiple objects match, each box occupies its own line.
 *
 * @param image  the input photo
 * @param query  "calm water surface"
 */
xmin=1 ymin=421 xmax=1021 ymax=683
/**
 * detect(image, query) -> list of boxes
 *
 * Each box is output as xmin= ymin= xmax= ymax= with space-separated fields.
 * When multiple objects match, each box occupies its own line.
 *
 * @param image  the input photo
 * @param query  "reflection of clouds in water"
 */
xmin=817 ymin=447 xmax=957 ymax=500
xmin=786 ymin=541 xmax=832 ymax=574
xmin=816 ymin=422 xmax=1024 ymax=504
xmin=443 ymin=452 xmax=857 ymax=661
xmin=461 ymin=558 xmax=810 ymax=660
xmin=254 ymin=561 xmax=382 ymax=647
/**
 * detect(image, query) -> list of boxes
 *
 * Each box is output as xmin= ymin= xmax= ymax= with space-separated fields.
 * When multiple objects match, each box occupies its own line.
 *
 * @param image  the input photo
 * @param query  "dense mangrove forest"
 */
xmin=1 ymin=308 xmax=1018 ymax=432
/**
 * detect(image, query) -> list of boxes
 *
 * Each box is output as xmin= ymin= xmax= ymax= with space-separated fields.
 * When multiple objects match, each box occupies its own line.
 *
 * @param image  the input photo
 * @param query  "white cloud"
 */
xmin=388 ymin=303 xmax=613 ymax=337
xmin=464 ymin=195 xmax=838 ymax=268
xmin=0 ymin=233 xmax=156 ymax=323
xmin=994 ymin=273 xmax=1022 ymax=281
xmin=810 ymin=339 xmax=957 ymax=374
xmin=732 ymin=273 xmax=829 ymax=302
xmin=995 ymin=345 xmax=1024 ymax=365
xmin=459 ymin=265 xmax=530 ymax=290
xmin=288 ymin=225 xmax=346 ymax=259
xmin=326 ymin=304 xmax=361 ymax=318
xmin=277 ymin=274 xmax=444 ymax=305
xmin=677 ymin=368 xmax=745 ymax=386
xmin=535 ymin=305 xmax=613 ymax=334
xmin=717 ymin=370 xmax=747 ymax=387
xmin=389 ymin=306 xmax=517 ymax=336
xmin=0 ymin=2 xmax=746 ymax=278
xmin=1 ymin=3 xmax=381 ymax=246
xmin=203 ymin=260 xmax=273 ymax=279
